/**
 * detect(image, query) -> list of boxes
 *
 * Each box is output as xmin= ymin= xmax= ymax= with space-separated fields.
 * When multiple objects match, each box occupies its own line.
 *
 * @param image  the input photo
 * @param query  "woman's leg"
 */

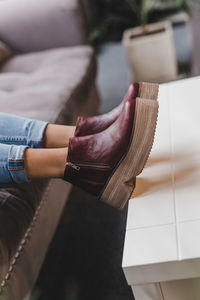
xmin=0 ymin=113 xmax=75 ymax=183
xmin=24 ymin=148 xmax=68 ymax=179
xmin=0 ymin=112 xmax=75 ymax=148
xmin=43 ymin=124 xmax=75 ymax=148
xmin=0 ymin=143 xmax=68 ymax=183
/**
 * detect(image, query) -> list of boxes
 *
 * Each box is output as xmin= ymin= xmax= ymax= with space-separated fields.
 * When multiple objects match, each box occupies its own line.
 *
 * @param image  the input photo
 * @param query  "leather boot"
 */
xmin=64 ymin=83 xmax=159 ymax=210
xmin=74 ymin=83 xmax=139 ymax=137
xmin=74 ymin=82 xmax=158 ymax=137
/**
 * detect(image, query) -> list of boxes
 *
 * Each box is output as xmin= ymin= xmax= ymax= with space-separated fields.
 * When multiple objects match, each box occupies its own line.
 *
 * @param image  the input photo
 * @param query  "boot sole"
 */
xmin=100 ymin=82 xmax=159 ymax=210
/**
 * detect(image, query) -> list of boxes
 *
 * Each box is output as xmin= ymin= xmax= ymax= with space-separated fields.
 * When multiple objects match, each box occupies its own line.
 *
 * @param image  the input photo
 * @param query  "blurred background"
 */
xmin=87 ymin=0 xmax=198 ymax=112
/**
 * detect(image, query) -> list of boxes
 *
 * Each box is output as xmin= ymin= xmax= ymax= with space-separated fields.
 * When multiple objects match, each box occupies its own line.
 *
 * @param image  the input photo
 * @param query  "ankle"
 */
xmin=58 ymin=147 xmax=68 ymax=177
xmin=24 ymin=147 xmax=68 ymax=179
xmin=43 ymin=124 xmax=75 ymax=148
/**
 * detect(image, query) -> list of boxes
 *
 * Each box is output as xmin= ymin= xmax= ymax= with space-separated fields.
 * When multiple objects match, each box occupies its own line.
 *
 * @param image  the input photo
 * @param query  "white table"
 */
xmin=122 ymin=77 xmax=200 ymax=300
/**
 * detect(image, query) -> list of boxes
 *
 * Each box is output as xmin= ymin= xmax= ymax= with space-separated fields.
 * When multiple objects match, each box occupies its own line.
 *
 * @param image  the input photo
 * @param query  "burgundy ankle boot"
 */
xmin=74 ymin=82 xmax=159 ymax=137
xmin=63 ymin=83 xmax=159 ymax=210
xmin=74 ymin=83 xmax=139 ymax=137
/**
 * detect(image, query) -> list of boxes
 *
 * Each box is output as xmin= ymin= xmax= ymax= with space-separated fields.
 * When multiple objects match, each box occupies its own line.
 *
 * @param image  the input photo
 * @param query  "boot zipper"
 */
xmin=66 ymin=162 xmax=110 ymax=171
xmin=77 ymin=163 xmax=110 ymax=169
xmin=66 ymin=162 xmax=81 ymax=171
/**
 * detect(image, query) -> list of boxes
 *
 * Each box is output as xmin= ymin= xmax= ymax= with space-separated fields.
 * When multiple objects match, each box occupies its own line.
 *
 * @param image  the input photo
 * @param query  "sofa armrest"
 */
xmin=0 ymin=0 xmax=89 ymax=53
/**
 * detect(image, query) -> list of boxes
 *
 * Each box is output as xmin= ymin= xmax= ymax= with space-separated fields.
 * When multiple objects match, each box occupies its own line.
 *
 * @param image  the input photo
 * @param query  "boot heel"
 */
xmin=139 ymin=82 xmax=159 ymax=100
xmin=100 ymin=97 xmax=159 ymax=210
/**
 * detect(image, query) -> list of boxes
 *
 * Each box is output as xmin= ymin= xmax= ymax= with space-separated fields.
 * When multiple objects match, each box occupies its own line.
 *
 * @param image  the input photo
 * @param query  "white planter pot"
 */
xmin=122 ymin=21 xmax=178 ymax=83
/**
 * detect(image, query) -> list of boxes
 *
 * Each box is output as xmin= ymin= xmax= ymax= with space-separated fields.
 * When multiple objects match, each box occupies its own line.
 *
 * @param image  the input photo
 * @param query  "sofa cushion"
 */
xmin=0 ymin=46 xmax=95 ymax=122
xmin=0 ymin=0 xmax=87 ymax=52
xmin=0 ymin=45 xmax=96 ymax=266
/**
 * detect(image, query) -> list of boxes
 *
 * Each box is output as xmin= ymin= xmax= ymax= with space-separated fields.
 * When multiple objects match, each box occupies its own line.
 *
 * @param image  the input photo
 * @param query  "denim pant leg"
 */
xmin=0 ymin=113 xmax=49 ymax=183
xmin=0 ymin=112 xmax=49 ymax=148
xmin=0 ymin=143 xmax=30 ymax=183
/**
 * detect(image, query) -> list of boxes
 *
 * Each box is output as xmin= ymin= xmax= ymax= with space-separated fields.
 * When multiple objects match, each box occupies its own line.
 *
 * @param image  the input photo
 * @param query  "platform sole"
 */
xmin=100 ymin=83 xmax=159 ymax=210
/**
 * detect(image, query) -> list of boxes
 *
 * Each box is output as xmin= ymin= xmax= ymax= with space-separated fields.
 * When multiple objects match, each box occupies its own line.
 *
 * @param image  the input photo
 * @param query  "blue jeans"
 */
xmin=0 ymin=113 xmax=48 ymax=183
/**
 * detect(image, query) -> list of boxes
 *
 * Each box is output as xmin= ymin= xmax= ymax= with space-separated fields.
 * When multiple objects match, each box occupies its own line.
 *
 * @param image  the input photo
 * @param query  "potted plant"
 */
xmin=89 ymin=0 xmax=196 ymax=44
xmin=122 ymin=0 xmax=197 ymax=82
xmin=89 ymin=0 xmax=197 ymax=82
xmin=122 ymin=21 xmax=177 ymax=83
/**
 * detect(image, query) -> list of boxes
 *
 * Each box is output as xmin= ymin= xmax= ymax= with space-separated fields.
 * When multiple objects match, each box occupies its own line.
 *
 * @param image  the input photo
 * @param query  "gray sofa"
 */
xmin=0 ymin=0 xmax=100 ymax=299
